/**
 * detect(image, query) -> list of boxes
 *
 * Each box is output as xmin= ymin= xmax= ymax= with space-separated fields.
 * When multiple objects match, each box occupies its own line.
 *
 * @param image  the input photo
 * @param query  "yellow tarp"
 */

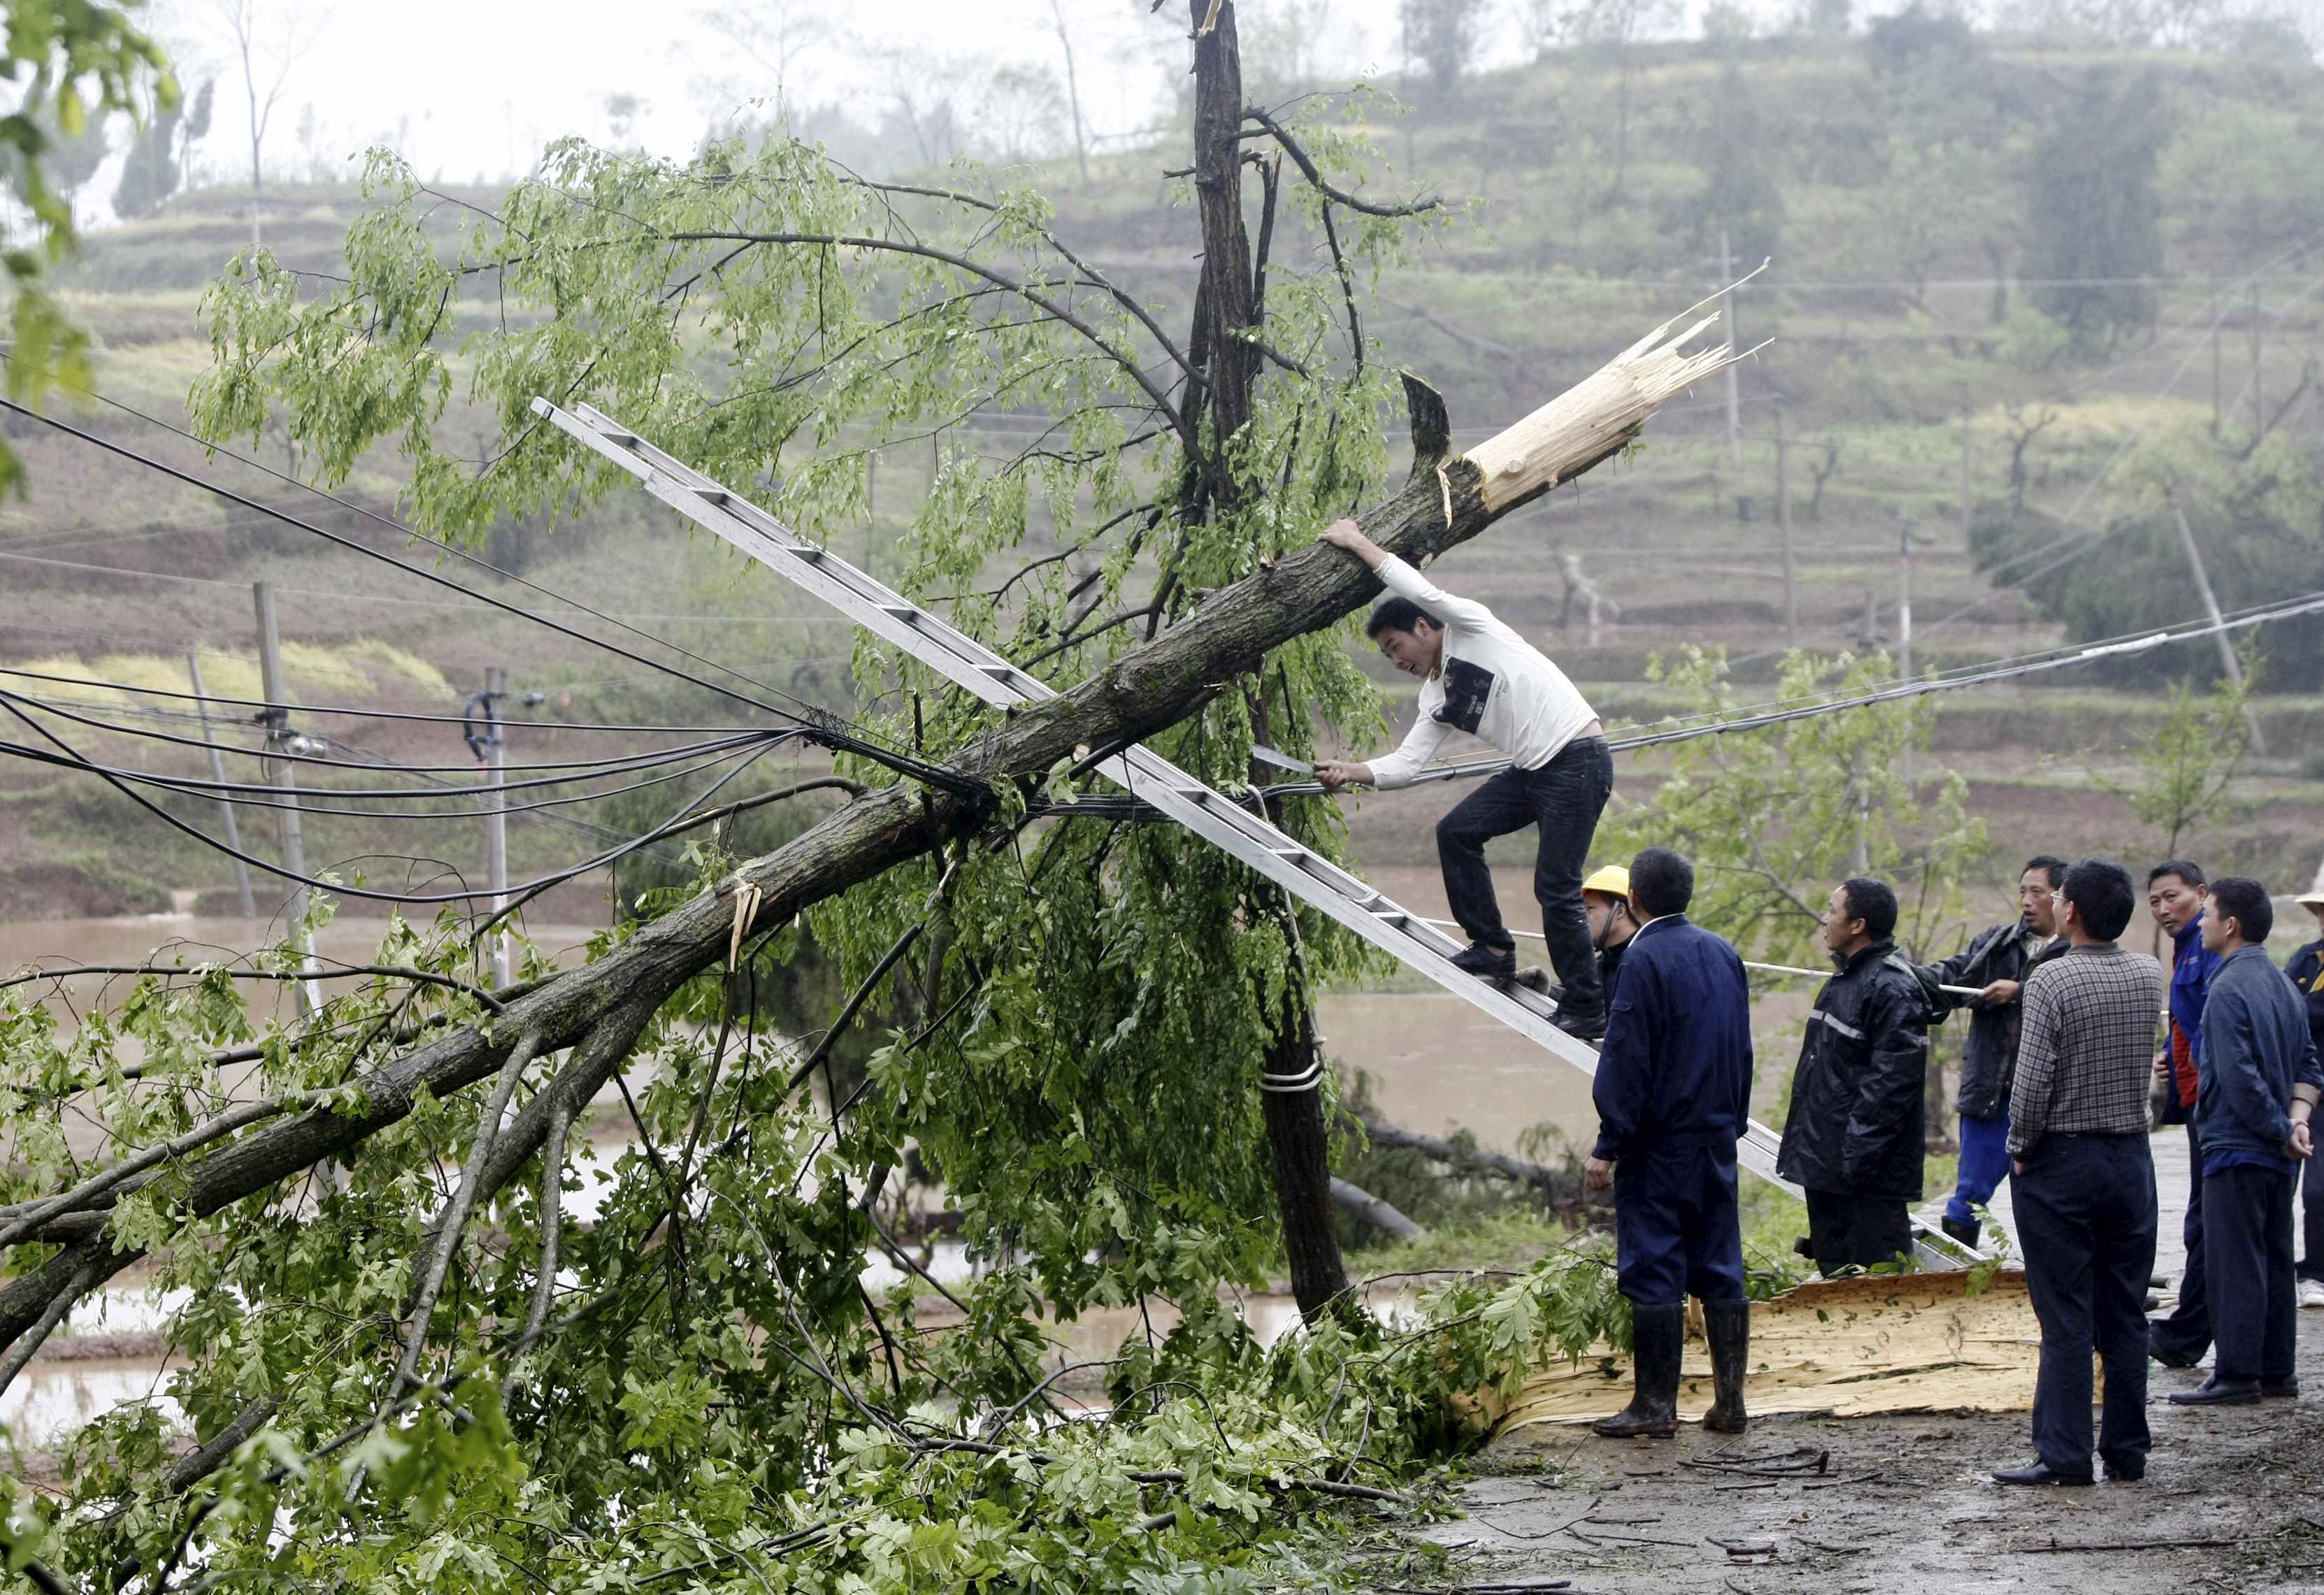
xmin=1496 ymin=1269 xmax=2050 ymax=1434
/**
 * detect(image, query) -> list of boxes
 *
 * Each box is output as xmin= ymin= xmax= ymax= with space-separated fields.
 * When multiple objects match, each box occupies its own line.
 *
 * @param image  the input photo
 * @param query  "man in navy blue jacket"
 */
xmin=2167 ymin=878 xmax=2322 ymax=1406
xmin=1584 ymin=846 xmax=1756 ymax=1439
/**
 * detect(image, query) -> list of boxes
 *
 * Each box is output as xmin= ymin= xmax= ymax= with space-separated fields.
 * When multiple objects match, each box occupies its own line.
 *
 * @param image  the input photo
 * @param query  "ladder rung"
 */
xmin=977 ymin=665 xmax=1014 ymax=679
xmin=605 ymin=431 xmax=642 ymax=447
xmin=1270 ymin=847 xmax=1308 ymax=860
xmin=694 ymin=488 xmax=731 ymax=507
xmin=1372 ymin=910 xmax=1410 ymax=926
xmin=877 ymin=605 xmax=919 ymax=623
xmin=791 ymin=546 xmax=826 ymax=563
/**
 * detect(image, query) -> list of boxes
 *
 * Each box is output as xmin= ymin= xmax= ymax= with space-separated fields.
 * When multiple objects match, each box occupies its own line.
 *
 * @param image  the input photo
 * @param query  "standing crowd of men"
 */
xmin=1316 ymin=517 xmax=2324 ymax=1472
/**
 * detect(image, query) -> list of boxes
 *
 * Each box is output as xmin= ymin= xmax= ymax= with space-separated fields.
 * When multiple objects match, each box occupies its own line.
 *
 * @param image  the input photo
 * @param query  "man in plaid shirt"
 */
xmin=1993 ymin=858 xmax=2167 ymax=1487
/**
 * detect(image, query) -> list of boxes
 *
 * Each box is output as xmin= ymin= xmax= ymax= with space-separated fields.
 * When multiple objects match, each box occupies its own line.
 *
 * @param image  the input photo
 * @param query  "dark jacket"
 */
xmin=2160 ymin=915 xmax=2221 ymax=1125
xmin=1917 ymin=921 xmax=2065 ymax=1119
xmin=2288 ymin=938 xmax=2324 ymax=1058
xmin=2195 ymin=945 xmax=2324 ymax=1167
xmin=1777 ymin=939 xmax=1933 ymax=1201
xmin=1591 ymin=916 xmax=1755 ymax=1163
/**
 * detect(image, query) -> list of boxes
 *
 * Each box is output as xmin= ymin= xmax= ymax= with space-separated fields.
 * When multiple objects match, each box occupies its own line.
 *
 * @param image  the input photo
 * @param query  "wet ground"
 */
xmin=1416 ymin=1308 xmax=2324 ymax=1594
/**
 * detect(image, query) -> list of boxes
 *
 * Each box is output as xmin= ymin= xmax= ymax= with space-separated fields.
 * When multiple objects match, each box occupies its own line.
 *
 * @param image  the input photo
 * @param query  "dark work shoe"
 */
xmin=2167 ymin=1376 xmax=2262 ymax=1407
xmin=2260 ymin=1378 xmax=2299 ymax=1399
xmin=2100 ymin=1450 xmax=2146 ymax=1482
xmin=2147 ymin=1334 xmax=2200 ymax=1369
xmin=1550 ymin=1006 xmax=1607 ymax=1042
xmin=1940 ymin=1214 xmax=1981 ymax=1249
xmin=1991 ymin=1459 xmax=2093 ymax=1487
xmin=1449 ymin=942 xmax=1517 ymax=981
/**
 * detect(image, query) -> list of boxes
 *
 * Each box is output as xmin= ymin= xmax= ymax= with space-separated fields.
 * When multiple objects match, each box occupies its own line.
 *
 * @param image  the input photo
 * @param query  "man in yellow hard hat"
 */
xmin=1583 ymin=864 xmax=1641 ymax=997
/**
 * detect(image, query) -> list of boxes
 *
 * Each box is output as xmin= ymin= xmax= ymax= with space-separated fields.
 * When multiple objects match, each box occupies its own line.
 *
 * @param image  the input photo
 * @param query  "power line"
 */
xmin=0 ymin=665 xmax=782 ymax=736
xmin=0 ymin=392 xmax=894 ymax=750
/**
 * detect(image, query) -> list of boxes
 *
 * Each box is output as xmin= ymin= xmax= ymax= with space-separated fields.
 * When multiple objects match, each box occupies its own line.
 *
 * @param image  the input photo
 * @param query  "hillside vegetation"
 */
xmin=5 ymin=17 xmax=2321 ymax=917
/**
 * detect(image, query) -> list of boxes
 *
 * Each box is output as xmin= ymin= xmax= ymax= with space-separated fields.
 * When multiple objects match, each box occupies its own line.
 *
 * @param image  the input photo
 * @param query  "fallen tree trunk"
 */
xmin=1356 ymin=1115 xmax=1583 ymax=1201
xmin=0 ymin=319 xmax=1735 ymax=1357
xmin=1329 ymin=1178 xmax=1425 ymax=1240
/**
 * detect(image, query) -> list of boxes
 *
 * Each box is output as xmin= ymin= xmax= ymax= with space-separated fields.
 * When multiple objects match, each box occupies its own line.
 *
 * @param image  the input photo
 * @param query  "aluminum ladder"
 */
xmin=531 ymin=397 xmax=1967 ymax=1269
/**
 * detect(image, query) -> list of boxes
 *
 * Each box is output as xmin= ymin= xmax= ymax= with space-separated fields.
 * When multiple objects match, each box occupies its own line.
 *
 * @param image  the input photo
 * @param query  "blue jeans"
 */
xmin=2015 ymin=1134 xmax=2157 ymax=1478
xmin=1436 ymin=736 xmax=1614 ymax=1013
xmin=1946 ymin=1110 xmax=2012 ymax=1227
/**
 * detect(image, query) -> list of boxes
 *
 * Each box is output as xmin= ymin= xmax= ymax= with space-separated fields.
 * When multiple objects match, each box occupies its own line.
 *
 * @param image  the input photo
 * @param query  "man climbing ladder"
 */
xmin=1313 ymin=517 xmax=1614 ymax=1039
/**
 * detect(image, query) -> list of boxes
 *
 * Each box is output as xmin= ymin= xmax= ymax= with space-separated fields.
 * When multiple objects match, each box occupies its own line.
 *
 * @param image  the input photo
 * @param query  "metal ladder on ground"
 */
xmin=533 ymin=397 xmax=1966 ymax=1269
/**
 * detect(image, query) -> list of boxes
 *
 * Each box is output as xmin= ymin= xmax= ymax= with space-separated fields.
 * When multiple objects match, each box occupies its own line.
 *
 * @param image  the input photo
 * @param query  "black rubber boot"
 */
xmin=1940 ymin=1213 xmax=1980 ymax=1249
xmin=1593 ymin=1304 xmax=1682 ymax=1438
xmin=1702 ymin=1299 xmax=1751 ymax=1434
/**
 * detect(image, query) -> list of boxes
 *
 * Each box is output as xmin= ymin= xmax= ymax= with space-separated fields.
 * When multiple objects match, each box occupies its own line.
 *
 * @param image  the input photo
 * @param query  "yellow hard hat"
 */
xmin=1581 ymin=864 xmax=1630 ymax=900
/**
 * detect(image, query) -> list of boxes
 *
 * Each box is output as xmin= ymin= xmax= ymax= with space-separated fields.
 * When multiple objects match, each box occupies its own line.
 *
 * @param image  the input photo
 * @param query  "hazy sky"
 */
xmin=140 ymin=0 xmax=1774 ymax=192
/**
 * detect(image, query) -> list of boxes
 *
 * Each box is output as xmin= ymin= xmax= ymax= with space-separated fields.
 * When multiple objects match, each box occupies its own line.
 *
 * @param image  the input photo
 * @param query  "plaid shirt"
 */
xmin=2009 ymin=941 xmax=2167 ymax=1157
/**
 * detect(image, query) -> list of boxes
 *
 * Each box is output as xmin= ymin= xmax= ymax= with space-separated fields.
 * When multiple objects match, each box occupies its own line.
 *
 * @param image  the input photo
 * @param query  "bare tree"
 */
xmin=1535 ymin=0 xmax=1677 ymax=201
xmin=1046 ymin=0 xmax=1091 ymax=185
xmin=213 ymin=0 xmax=331 ymax=246
xmin=694 ymin=0 xmax=835 ymax=127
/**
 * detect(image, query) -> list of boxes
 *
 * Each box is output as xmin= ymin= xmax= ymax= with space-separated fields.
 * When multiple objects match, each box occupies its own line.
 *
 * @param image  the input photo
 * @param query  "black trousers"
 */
xmin=1435 ymin=736 xmax=1614 ymax=1012
xmin=2015 ymin=1134 xmax=2156 ymax=1478
xmin=1803 ymin=1189 xmax=1912 ymax=1276
xmin=2202 ymin=1163 xmax=2297 ymax=1384
xmin=2300 ymin=1147 xmax=2324 ymax=1285
xmin=2151 ymin=1119 xmax=2211 ymax=1361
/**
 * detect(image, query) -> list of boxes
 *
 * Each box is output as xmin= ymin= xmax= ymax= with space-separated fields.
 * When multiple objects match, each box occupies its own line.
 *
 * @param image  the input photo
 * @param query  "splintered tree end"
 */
xmin=1463 ymin=315 xmax=1756 ymax=515
xmin=1399 ymin=369 xmax=1451 ymax=481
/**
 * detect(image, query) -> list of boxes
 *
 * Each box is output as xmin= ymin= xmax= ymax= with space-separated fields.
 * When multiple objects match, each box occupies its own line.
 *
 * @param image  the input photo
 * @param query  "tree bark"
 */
xmin=1258 ymin=958 xmax=1349 ymax=1318
xmin=1356 ymin=1114 xmax=1582 ymax=1201
xmin=1190 ymin=0 xmax=1258 ymax=461
xmin=0 ymin=318 xmax=1731 ymax=1358
xmin=1329 ymin=1178 xmax=1423 ymax=1239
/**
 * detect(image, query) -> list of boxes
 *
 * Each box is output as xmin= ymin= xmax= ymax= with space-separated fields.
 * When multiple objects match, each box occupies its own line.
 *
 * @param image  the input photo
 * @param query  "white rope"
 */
xmin=1257 ymin=1056 xmax=1327 ymax=1094
xmin=1407 ymin=917 xmax=1984 ymax=997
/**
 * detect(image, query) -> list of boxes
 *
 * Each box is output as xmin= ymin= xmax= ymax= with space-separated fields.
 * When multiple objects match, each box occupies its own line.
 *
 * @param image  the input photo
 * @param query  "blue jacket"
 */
xmin=1591 ymin=915 xmax=1755 ymax=1162
xmin=2195 ymin=945 xmax=2324 ymax=1169
xmin=2161 ymin=915 xmax=2221 ymax=1125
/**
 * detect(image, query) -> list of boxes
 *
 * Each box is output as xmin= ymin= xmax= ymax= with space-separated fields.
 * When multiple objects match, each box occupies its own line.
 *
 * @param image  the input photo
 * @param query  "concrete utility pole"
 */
xmin=482 ymin=665 xmax=513 ymax=987
xmin=252 ymin=582 xmax=322 ymax=1016
xmin=2250 ymin=281 xmax=2264 ymax=440
xmin=1958 ymin=407 xmax=1974 ymax=537
xmin=2209 ymin=275 xmax=2222 ymax=439
xmin=1721 ymin=229 xmax=1742 ymax=465
xmin=1775 ymin=400 xmax=1797 ymax=647
xmin=1896 ymin=511 xmax=1916 ymax=684
xmin=186 ymin=650 xmax=258 ymax=920
xmin=2165 ymin=483 xmax=2266 ymax=756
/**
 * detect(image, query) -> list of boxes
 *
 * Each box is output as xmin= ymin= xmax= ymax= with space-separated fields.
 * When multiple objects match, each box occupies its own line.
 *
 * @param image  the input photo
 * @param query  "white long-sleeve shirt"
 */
xmin=1364 ymin=556 xmax=1598 ymax=790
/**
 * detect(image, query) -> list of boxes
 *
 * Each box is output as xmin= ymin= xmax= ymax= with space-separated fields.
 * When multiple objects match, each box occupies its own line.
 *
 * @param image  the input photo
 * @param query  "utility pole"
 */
xmin=186 ymin=650 xmax=257 ymax=919
xmin=2209 ymin=274 xmax=2221 ymax=439
xmin=1775 ymin=400 xmax=1797 ymax=647
xmin=252 ymin=582 xmax=322 ymax=1016
xmin=1898 ymin=511 xmax=1916 ymax=784
xmin=2165 ymin=483 xmax=2266 ymax=756
xmin=1896 ymin=512 xmax=1916 ymax=684
xmin=2250 ymin=280 xmax=2264 ymax=441
xmin=1958 ymin=406 xmax=1974 ymax=537
xmin=482 ymin=665 xmax=512 ymax=987
xmin=1720 ymin=229 xmax=1742 ymax=465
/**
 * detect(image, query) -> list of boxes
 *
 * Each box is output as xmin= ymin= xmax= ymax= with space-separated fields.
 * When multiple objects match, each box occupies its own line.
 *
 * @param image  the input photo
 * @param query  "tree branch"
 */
xmin=1242 ymin=108 xmax=1444 ymax=218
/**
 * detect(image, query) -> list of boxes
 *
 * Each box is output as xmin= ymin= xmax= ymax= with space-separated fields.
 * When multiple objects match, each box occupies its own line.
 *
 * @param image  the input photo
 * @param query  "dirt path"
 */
xmin=1415 ymin=1313 xmax=2324 ymax=1594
